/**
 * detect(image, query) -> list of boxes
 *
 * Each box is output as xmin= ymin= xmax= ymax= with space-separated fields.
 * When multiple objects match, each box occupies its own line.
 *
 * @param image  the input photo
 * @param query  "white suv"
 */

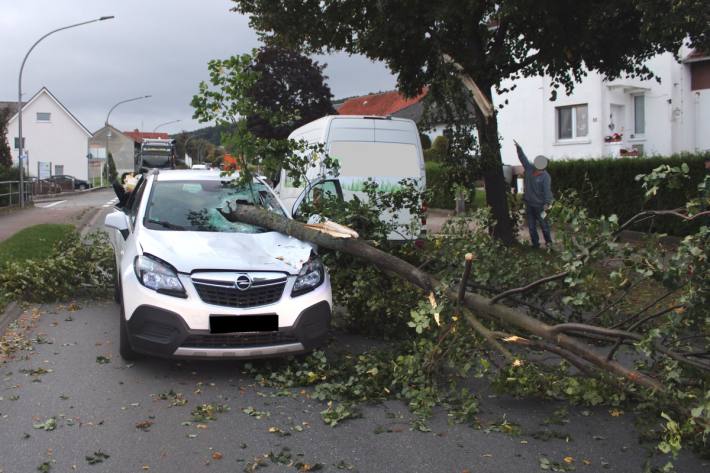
xmin=105 ymin=169 xmax=332 ymax=360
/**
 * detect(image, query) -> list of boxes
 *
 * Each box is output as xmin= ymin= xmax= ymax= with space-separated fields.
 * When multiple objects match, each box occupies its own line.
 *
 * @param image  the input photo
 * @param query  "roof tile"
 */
xmin=337 ymin=89 xmax=428 ymax=116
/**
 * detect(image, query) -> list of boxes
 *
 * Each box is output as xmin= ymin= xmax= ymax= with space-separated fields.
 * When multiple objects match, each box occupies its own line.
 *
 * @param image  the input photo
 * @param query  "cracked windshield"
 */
xmin=145 ymin=180 xmax=284 ymax=232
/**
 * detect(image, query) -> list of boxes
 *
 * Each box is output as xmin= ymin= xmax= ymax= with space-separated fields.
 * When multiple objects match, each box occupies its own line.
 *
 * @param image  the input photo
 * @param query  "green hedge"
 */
xmin=548 ymin=152 xmax=708 ymax=235
xmin=425 ymin=161 xmax=453 ymax=208
xmin=425 ymin=161 xmax=479 ymax=209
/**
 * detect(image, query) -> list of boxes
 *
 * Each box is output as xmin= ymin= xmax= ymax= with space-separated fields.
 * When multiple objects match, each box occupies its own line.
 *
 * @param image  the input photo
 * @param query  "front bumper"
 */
xmin=126 ymin=300 xmax=331 ymax=359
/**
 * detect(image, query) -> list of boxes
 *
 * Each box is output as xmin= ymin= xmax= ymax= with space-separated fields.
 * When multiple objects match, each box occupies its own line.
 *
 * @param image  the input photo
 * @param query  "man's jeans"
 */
xmin=526 ymin=204 xmax=552 ymax=248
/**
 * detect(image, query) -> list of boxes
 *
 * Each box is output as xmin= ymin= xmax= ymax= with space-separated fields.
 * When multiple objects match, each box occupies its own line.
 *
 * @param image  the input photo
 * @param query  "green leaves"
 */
xmin=190 ymin=403 xmax=230 ymax=422
xmin=0 ymin=230 xmax=114 ymax=303
xmin=85 ymin=451 xmax=110 ymax=465
xmin=320 ymin=401 xmax=360 ymax=427
xmin=32 ymin=417 xmax=57 ymax=431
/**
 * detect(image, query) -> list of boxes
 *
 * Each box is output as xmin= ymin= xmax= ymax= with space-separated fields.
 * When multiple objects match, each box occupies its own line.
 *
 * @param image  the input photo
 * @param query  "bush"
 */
xmin=107 ymin=152 xmax=117 ymax=183
xmin=0 ymin=230 xmax=114 ymax=302
xmin=423 ymin=135 xmax=448 ymax=162
xmin=425 ymin=161 xmax=477 ymax=209
xmin=548 ymin=152 xmax=708 ymax=235
xmin=0 ymin=165 xmax=20 ymax=181
xmin=419 ymin=133 xmax=431 ymax=150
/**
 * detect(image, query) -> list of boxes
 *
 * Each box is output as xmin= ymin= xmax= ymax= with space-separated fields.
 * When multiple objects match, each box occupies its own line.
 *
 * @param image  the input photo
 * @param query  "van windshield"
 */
xmin=144 ymin=180 xmax=284 ymax=233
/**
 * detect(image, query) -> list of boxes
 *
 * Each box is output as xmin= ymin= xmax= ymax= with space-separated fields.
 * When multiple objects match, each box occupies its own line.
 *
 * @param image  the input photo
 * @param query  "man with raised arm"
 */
xmin=514 ymin=140 xmax=553 ymax=248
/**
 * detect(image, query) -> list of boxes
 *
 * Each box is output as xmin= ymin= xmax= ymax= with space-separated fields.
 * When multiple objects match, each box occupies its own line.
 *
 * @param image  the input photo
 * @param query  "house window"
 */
xmin=556 ymin=104 xmax=588 ymax=140
xmin=13 ymin=137 xmax=26 ymax=149
xmin=36 ymin=112 xmax=51 ymax=122
xmin=633 ymin=95 xmax=645 ymax=135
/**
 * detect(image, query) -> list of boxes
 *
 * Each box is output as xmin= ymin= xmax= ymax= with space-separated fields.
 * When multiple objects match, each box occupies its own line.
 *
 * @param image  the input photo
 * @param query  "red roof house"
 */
xmin=337 ymin=89 xmax=428 ymax=120
xmin=123 ymin=129 xmax=170 ymax=143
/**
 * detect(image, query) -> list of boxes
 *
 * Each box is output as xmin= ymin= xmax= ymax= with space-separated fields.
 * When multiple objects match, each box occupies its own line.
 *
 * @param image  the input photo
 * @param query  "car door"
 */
xmin=291 ymin=178 xmax=343 ymax=220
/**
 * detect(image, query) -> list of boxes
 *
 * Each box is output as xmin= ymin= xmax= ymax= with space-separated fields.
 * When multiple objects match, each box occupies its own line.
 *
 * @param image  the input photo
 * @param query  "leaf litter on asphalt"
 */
xmin=85 ymin=451 xmax=110 ymax=465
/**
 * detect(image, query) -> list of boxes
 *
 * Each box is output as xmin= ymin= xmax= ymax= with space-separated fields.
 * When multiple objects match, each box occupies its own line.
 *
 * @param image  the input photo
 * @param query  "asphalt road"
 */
xmin=0 ymin=188 xmax=117 ymax=242
xmin=1 ymin=302 xmax=707 ymax=473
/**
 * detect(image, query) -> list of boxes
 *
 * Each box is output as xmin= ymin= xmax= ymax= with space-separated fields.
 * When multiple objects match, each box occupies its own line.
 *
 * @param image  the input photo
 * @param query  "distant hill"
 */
xmin=171 ymin=123 xmax=235 ymax=145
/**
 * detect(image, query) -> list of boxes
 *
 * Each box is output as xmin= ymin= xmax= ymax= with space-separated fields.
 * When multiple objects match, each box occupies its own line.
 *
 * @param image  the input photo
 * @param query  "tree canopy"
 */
xmin=246 ymin=45 xmax=336 ymax=140
xmin=233 ymin=0 xmax=709 ymax=244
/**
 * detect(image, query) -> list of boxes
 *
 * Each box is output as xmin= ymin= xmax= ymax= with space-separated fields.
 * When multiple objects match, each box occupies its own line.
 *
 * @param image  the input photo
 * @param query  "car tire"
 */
xmin=119 ymin=294 xmax=140 ymax=361
xmin=79 ymin=184 xmax=87 ymax=190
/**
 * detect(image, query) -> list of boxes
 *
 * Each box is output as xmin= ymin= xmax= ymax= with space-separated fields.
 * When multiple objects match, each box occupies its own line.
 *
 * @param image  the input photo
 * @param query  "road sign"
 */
xmin=38 ymin=161 xmax=51 ymax=179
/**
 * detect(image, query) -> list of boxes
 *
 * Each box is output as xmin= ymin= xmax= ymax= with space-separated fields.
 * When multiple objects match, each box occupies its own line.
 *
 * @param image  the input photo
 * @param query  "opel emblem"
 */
xmin=235 ymin=274 xmax=252 ymax=291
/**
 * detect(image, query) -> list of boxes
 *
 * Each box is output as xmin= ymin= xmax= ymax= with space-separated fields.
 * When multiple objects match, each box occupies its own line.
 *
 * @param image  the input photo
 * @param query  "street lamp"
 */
xmin=153 ymin=119 xmax=181 ymax=132
xmin=104 ymin=95 xmax=151 ymax=186
xmin=17 ymin=15 xmax=115 ymax=207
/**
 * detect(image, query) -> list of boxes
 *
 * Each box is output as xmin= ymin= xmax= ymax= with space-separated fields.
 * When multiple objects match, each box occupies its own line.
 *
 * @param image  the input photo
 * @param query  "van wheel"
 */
xmin=119 ymin=303 xmax=140 ymax=361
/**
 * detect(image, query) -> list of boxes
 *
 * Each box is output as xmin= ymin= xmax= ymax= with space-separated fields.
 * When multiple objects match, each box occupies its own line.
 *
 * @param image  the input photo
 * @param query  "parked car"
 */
xmin=46 ymin=174 xmax=91 ymax=191
xmin=27 ymin=177 xmax=62 ymax=195
xmin=104 ymin=169 xmax=332 ymax=360
xmin=275 ymin=115 xmax=427 ymax=240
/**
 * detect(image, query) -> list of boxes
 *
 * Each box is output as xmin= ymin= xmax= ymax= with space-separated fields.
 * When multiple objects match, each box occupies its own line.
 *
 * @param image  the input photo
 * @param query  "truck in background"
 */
xmin=136 ymin=139 xmax=176 ymax=172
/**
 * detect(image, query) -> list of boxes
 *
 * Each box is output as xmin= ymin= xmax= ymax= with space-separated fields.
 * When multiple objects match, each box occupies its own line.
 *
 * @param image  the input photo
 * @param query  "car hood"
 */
xmin=138 ymin=229 xmax=314 ymax=275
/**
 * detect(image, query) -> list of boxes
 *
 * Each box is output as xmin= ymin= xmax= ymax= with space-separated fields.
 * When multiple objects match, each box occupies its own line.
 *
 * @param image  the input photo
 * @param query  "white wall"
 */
xmin=6 ymin=90 xmax=90 ymax=180
xmin=694 ymin=90 xmax=710 ymax=152
xmin=493 ymin=51 xmax=705 ymax=163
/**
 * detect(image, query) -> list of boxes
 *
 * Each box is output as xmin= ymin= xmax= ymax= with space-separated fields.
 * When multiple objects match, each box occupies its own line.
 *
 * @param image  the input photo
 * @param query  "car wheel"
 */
xmin=79 ymin=184 xmax=87 ymax=190
xmin=119 ymin=296 xmax=140 ymax=361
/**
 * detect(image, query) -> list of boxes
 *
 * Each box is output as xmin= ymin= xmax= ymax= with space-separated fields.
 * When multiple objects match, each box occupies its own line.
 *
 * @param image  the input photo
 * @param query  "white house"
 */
xmin=5 ymin=87 xmax=92 ymax=180
xmin=497 ymin=47 xmax=710 ymax=164
xmin=337 ymin=47 xmax=709 ymax=166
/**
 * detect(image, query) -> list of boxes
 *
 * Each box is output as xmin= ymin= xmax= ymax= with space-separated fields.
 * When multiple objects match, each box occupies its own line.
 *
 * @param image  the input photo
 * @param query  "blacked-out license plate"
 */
xmin=209 ymin=315 xmax=278 ymax=334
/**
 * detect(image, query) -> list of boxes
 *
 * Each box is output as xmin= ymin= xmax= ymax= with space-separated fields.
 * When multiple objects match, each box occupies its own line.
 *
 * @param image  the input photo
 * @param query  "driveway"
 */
xmin=0 ymin=302 xmax=706 ymax=473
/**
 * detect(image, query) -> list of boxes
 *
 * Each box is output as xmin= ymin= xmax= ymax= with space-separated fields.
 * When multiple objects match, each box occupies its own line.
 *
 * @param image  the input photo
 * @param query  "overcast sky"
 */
xmin=0 ymin=0 xmax=396 ymax=135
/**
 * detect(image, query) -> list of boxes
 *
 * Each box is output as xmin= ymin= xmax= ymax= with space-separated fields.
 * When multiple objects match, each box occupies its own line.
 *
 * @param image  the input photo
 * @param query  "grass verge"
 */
xmin=0 ymin=224 xmax=75 ymax=267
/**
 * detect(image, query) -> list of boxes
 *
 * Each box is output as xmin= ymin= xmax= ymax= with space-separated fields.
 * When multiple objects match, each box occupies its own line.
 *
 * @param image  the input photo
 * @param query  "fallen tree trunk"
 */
xmin=221 ymin=204 xmax=665 ymax=392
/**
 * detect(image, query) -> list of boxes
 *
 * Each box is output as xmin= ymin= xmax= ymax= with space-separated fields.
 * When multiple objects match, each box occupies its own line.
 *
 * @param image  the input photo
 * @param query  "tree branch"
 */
xmin=221 ymin=204 xmax=665 ymax=392
xmin=490 ymin=208 xmax=708 ymax=305
xmin=490 ymin=271 xmax=567 ymax=304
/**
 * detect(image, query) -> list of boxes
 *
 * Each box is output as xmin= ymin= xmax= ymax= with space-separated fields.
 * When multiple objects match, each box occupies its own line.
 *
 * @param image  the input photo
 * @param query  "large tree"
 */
xmin=246 ymin=45 xmax=336 ymax=140
xmin=232 ymin=0 xmax=709 ymax=244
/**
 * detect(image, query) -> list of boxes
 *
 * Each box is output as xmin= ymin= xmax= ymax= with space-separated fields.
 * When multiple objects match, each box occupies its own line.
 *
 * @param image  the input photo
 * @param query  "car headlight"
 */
xmin=134 ymin=254 xmax=186 ymax=298
xmin=292 ymin=255 xmax=324 ymax=296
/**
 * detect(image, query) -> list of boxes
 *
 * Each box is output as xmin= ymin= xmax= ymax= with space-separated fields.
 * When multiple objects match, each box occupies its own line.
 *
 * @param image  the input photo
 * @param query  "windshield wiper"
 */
xmin=147 ymin=219 xmax=186 ymax=231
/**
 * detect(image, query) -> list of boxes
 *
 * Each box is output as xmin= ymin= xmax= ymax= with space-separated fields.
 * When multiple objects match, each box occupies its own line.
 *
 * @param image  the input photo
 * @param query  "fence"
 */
xmin=0 ymin=181 xmax=33 ymax=208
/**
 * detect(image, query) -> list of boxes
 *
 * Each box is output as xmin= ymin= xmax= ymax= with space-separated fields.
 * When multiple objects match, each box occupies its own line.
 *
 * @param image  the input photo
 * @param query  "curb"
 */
xmin=33 ymin=185 xmax=109 ymax=203
xmin=78 ymin=204 xmax=108 ymax=237
xmin=0 ymin=301 xmax=23 ymax=336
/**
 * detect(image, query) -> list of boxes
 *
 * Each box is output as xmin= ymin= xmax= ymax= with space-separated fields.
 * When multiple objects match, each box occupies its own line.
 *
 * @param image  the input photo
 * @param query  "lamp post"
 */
xmin=104 ymin=95 xmax=151 ymax=185
xmin=152 ymin=119 xmax=181 ymax=132
xmin=17 ymin=15 xmax=115 ymax=207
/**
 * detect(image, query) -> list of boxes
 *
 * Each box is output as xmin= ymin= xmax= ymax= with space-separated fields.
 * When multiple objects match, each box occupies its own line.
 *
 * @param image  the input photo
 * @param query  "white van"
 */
xmin=276 ymin=115 xmax=427 ymax=240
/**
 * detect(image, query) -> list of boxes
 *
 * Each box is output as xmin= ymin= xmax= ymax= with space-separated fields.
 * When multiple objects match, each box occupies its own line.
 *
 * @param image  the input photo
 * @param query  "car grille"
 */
xmin=192 ymin=277 xmax=286 ymax=308
xmin=181 ymin=332 xmax=297 ymax=349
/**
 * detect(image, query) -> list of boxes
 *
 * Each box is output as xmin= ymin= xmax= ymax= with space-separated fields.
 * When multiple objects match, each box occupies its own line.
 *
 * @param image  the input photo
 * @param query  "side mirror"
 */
xmin=105 ymin=211 xmax=129 ymax=240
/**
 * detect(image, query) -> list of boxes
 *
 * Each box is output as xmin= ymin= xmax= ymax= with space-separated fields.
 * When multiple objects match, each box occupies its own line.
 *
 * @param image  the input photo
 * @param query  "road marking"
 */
xmin=38 ymin=200 xmax=66 ymax=208
xmin=102 ymin=198 xmax=119 ymax=208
